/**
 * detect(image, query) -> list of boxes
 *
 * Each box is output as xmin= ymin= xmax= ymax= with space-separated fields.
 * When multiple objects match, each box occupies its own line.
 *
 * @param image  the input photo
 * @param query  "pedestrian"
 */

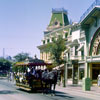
xmin=31 ymin=67 xmax=36 ymax=76
xmin=97 ymin=74 xmax=100 ymax=86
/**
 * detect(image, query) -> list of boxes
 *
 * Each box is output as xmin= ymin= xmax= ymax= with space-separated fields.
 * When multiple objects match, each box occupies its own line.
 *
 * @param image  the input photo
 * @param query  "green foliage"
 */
xmin=12 ymin=63 xmax=18 ymax=72
xmin=12 ymin=63 xmax=26 ymax=73
xmin=13 ymin=52 xmax=30 ymax=62
xmin=0 ymin=58 xmax=11 ymax=71
xmin=46 ymin=35 xmax=66 ymax=66
xmin=12 ymin=52 xmax=34 ymax=73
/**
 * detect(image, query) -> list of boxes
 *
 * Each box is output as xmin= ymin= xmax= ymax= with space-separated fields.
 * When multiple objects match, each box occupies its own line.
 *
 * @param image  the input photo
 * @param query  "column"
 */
xmin=85 ymin=62 xmax=89 ymax=78
xmin=78 ymin=66 xmax=80 ymax=83
xmin=89 ymin=63 xmax=92 ymax=79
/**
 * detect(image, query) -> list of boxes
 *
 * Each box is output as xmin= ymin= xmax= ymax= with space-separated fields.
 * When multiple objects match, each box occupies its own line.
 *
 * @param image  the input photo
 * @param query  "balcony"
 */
xmin=70 ymin=56 xmax=79 ymax=61
xmin=69 ymin=55 xmax=85 ymax=61
xmin=86 ymin=55 xmax=100 ymax=63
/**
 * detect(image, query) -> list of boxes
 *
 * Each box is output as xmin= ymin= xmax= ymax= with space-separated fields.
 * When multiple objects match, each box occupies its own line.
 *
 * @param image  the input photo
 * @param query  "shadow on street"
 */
xmin=0 ymin=90 xmax=18 ymax=94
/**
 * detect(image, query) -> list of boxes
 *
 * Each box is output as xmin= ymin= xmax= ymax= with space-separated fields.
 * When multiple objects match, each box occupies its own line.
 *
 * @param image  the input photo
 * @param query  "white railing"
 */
xmin=52 ymin=8 xmax=67 ymax=14
xmin=86 ymin=55 xmax=100 ymax=62
xmin=70 ymin=56 xmax=79 ymax=60
xmin=79 ymin=0 xmax=100 ymax=22
xmin=68 ymin=55 xmax=85 ymax=61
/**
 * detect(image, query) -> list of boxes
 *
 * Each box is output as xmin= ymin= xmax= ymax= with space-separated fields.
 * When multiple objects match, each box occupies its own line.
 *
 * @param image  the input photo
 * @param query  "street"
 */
xmin=0 ymin=78 xmax=92 ymax=100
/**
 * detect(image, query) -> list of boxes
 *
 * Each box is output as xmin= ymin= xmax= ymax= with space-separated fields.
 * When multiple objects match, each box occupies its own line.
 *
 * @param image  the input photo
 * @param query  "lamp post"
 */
xmin=63 ymin=53 xmax=67 ymax=87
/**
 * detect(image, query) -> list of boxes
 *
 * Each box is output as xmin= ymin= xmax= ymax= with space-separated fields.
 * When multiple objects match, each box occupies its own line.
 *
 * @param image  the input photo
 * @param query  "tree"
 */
xmin=0 ymin=58 xmax=11 ymax=71
xmin=13 ymin=52 xmax=30 ymax=62
xmin=13 ymin=52 xmax=33 ymax=72
xmin=47 ymin=35 xmax=66 ymax=67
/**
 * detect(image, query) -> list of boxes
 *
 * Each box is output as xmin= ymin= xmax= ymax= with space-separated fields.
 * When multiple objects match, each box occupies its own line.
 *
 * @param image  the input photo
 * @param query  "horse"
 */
xmin=41 ymin=69 xmax=58 ymax=95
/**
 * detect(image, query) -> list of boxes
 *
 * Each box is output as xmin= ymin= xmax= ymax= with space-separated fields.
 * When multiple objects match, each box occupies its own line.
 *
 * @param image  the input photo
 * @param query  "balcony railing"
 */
xmin=79 ymin=0 xmax=100 ymax=22
xmin=70 ymin=56 xmax=79 ymax=60
xmin=68 ymin=55 xmax=85 ymax=61
xmin=86 ymin=55 xmax=100 ymax=62
xmin=52 ymin=8 xmax=67 ymax=14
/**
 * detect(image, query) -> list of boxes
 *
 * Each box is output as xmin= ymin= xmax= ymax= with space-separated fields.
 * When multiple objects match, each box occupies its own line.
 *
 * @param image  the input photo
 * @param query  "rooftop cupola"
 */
xmin=47 ymin=8 xmax=69 ymax=31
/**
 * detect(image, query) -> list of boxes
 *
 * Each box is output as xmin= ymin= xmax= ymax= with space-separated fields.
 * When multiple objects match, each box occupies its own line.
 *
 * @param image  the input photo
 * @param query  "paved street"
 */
xmin=0 ymin=78 xmax=92 ymax=100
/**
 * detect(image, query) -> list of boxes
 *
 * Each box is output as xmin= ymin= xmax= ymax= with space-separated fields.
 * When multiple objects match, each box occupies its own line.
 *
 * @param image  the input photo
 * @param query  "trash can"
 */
xmin=82 ymin=77 xmax=91 ymax=91
xmin=73 ymin=78 xmax=78 ymax=84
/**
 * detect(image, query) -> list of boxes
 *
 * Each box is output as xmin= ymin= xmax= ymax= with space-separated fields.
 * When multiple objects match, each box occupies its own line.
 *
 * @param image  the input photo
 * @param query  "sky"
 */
xmin=0 ymin=0 xmax=94 ymax=58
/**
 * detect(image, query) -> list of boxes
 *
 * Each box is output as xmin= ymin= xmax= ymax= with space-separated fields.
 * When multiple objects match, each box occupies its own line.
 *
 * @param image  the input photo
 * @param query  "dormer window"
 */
xmin=55 ymin=21 xmax=58 ymax=25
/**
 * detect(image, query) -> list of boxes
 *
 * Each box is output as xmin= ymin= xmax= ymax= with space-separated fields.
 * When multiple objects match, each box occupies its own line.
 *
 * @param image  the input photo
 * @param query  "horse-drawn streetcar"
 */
xmin=14 ymin=57 xmax=54 ymax=92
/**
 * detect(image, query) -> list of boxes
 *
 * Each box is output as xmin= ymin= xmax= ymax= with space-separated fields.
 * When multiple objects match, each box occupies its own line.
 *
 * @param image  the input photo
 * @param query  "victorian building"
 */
xmin=38 ymin=8 xmax=70 ymax=63
xmin=38 ymin=0 xmax=100 ymax=86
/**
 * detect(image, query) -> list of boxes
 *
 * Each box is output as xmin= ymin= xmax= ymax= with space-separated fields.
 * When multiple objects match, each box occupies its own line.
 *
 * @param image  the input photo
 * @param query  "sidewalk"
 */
xmin=56 ymin=83 xmax=100 ymax=100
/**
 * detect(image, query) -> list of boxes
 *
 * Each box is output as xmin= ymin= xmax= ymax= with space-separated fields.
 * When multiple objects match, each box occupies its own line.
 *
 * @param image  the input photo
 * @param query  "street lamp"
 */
xmin=63 ymin=53 xmax=67 ymax=87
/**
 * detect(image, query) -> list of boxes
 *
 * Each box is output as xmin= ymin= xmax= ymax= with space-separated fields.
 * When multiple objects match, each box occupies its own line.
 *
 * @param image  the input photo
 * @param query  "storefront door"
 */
xmin=73 ymin=64 xmax=78 ymax=84
xmin=92 ymin=64 xmax=100 ymax=84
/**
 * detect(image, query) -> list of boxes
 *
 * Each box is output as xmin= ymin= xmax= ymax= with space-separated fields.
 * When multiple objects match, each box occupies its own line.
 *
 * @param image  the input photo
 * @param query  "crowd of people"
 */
xmin=13 ymin=67 xmax=49 ymax=83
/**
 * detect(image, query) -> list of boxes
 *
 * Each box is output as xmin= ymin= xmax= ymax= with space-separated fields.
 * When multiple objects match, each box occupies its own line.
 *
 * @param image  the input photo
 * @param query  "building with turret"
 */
xmin=38 ymin=8 xmax=71 ymax=63
xmin=38 ymin=0 xmax=100 ymax=87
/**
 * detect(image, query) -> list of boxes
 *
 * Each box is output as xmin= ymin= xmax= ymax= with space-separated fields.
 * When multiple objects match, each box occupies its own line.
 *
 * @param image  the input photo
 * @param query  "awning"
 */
xmin=53 ymin=64 xmax=64 ymax=70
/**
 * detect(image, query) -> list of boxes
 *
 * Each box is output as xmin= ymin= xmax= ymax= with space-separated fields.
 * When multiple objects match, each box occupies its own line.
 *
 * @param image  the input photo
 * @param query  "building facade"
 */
xmin=38 ymin=0 xmax=100 ymax=85
xmin=38 ymin=8 xmax=70 ymax=63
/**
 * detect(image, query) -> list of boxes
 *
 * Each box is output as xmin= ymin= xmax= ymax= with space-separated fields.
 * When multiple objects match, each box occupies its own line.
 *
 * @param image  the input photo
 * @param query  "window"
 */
xmin=79 ymin=69 xmax=84 ymax=80
xmin=47 ymin=39 xmax=50 ymax=43
xmin=55 ymin=21 xmax=58 ymax=25
xmin=43 ymin=40 xmax=45 ymax=44
xmin=81 ymin=50 xmax=84 ymax=59
xmin=75 ymin=46 xmax=78 ymax=55
xmin=68 ymin=52 xmax=70 ymax=60
xmin=98 ymin=48 xmax=100 ymax=54
xmin=65 ymin=33 xmax=68 ymax=38
xmin=68 ymin=69 xmax=72 ymax=78
xmin=97 ymin=45 xmax=100 ymax=55
xmin=52 ymin=37 xmax=55 ymax=42
xmin=42 ymin=52 xmax=43 ymax=59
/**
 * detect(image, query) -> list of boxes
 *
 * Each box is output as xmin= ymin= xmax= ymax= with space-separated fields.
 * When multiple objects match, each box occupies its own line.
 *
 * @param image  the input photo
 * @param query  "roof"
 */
xmin=80 ymin=0 xmax=100 ymax=23
xmin=81 ymin=6 xmax=100 ymax=26
xmin=15 ymin=58 xmax=52 ymax=67
xmin=48 ymin=8 xmax=69 ymax=27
